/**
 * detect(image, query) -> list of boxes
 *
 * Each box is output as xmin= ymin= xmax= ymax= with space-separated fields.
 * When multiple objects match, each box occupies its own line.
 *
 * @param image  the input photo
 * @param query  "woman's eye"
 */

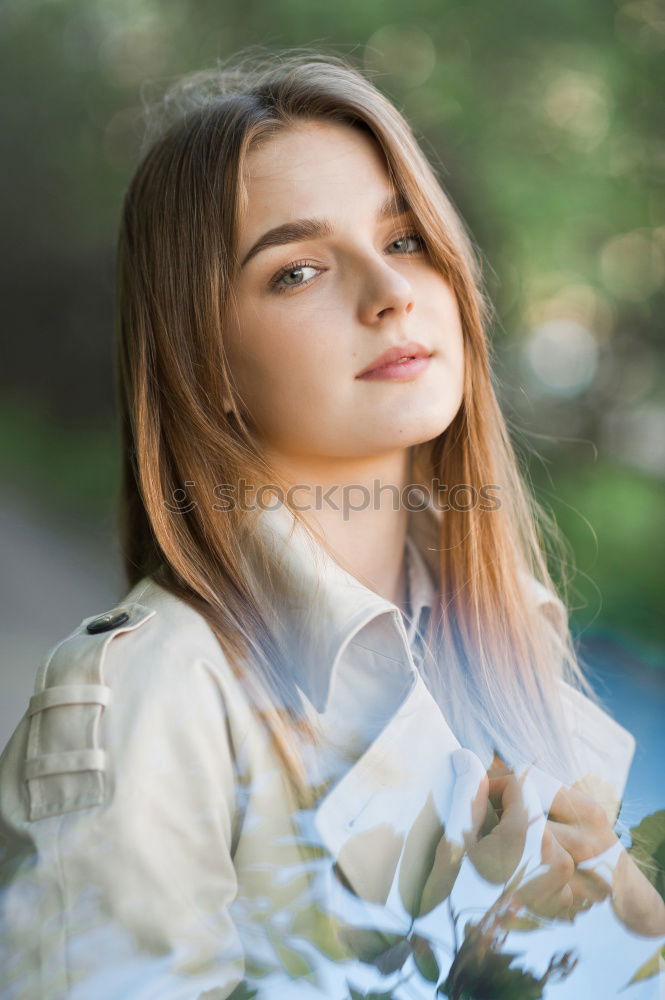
xmin=388 ymin=233 xmax=424 ymax=254
xmin=271 ymin=262 xmax=320 ymax=293
xmin=269 ymin=233 xmax=424 ymax=295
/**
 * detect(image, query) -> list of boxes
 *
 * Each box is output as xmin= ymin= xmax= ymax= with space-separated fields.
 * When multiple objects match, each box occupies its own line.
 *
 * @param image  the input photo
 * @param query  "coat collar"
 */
xmin=238 ymin=501 xmax=439 ymax=713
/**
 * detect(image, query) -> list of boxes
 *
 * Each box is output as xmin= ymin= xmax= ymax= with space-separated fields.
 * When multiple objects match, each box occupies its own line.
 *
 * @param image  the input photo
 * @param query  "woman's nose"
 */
xmin=356 ymin=258 xmax=415 ymax=326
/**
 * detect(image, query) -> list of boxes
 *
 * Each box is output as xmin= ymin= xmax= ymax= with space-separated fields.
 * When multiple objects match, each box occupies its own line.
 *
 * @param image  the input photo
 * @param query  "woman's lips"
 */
xmin=356 ymin=354 xmax=433 ymax=380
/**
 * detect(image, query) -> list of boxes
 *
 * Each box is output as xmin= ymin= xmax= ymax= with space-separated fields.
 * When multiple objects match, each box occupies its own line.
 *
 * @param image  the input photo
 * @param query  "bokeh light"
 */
xmin=615 ymin=0 xmax=665 ymax=54
xmin=523 ymin=319 xmax=600 ymax=396
xmin=543 ymin=68 xmax=611 ymax=152
xmin=364 ymin=24 xmax=436 ymax=88
xmin=600 ymin=229 xmax=665 ymax=301
xmin=603 ymin=402 xmax=665 ymax=477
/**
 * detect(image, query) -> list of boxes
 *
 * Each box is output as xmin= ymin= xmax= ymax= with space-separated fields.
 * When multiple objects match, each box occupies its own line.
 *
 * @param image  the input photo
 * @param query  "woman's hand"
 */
xmin=465 ymin=758 xmax=665 ymax=936
xmin=525 ymin=780 xmax=665 ymax=935
xmin=506 ymin=778 xmax=616 ymax=920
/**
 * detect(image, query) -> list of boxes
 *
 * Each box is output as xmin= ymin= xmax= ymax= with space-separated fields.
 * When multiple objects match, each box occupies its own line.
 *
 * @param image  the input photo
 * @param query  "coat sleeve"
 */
xmin=0 ymin=601 xmax=249 ymax=1000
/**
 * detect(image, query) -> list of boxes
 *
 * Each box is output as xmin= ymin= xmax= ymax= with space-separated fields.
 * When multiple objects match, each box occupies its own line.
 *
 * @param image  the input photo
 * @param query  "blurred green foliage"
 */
xmin=0 ymin=0 xmax=663 ymax=652
xmin=528 ymin=454 xmax=665 ymax=653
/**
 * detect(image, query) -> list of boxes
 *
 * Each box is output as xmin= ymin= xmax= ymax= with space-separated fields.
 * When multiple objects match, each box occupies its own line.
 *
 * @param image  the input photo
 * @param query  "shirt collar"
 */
xmin=404 ymin=534 xmax=436 ymax=645
xmin=239 ymin=501 xmax=440 ymax=713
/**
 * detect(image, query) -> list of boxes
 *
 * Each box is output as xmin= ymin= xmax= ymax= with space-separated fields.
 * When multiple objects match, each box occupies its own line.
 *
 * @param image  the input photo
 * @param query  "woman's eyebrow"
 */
xmin=239 ymin=191 xmax=411 ymax=268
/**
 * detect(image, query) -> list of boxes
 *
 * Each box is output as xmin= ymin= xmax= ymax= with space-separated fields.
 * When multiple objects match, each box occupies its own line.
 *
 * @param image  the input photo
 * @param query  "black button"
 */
xmin=86 ymin=610 xmax=130 ymax=634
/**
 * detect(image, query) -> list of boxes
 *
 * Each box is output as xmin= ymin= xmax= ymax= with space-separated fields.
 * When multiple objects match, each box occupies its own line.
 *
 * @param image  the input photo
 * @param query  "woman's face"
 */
xmin=227 ymin=119 xmax=465 ymax=463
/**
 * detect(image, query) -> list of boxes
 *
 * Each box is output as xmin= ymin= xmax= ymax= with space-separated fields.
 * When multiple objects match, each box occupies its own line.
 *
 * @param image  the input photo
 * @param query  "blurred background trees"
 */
xmin=1 ymin=0 xmax=663 ymax=745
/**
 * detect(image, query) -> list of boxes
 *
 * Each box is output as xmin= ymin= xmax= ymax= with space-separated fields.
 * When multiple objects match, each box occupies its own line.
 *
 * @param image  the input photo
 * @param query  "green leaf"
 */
xmin=623 ymin=943 xmax=665 ymax=988
xmin=398 ymin=791 xmax=466 ymax=918
xmin=346 ymin=987 xmax=395 ymax=999
xmin=338 ymin=924 xmax=406 ymax=965
xmin=373 ymin=938 xmax=412 ymax=976
xmin=241 ymin=956 xmax=273 ymax=980
xmin=411 ymin=933 xmax=440 ymax=982
xmin=337 ymin=823 xmax=404 ymax=904
xmin=226 ymin=983 xmax=258 ymax=1000
xmin=289 ymin=902 xmax=352 ymax=961
xmin=418 ymin=837 xmax=465 ymax=916
xmin=498 ymin=911 xmax=545 ymax=932
xmin=440 ymin=914 xmax=577 ymax=1000
xmin=398 ymin=792 xmax=448 ymax=917
xmin=273 ymin=942 xmax=313 ymax=979
xmin=265 ymin=925 xmax=314 ymax=981
xmin=503 ymin=862 xmax=529 ymax=897
xmin=627 ymin=810 xmax=665 ymax=902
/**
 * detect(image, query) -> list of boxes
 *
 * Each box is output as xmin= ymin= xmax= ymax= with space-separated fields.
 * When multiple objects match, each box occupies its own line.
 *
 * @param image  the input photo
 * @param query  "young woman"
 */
xmin=1 ymin=51 xmax=662 ymax=999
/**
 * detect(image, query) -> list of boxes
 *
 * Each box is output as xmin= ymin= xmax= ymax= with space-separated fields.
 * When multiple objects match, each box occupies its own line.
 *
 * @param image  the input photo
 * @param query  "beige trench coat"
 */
xmin=0 ymin=505 xmax=637 ymax=998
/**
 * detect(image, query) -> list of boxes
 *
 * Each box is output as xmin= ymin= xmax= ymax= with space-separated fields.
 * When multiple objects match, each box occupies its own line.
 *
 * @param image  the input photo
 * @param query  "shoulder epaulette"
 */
xmin=24 ymin=602 xmax=155 ymax=820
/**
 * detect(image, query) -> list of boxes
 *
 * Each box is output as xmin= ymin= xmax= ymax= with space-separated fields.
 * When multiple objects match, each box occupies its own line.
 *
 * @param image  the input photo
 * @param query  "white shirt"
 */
xmin=308 ymin=534 xmax=437 ymax=786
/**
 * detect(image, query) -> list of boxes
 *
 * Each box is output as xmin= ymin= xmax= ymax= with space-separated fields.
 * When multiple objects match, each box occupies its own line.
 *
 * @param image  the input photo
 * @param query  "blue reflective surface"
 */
xmin=581 ymin=632 xmax=665 ymax=827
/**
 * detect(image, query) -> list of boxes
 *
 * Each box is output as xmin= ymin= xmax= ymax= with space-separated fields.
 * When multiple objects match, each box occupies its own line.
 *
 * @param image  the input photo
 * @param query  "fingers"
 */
xmin=548 ymin=784 xmax=611 ymax=832
xmin=513 ymin=824 xmax=576 ymax=919
xmin=463 ymin=761 xmax=634 ymax=927
xmin=545 ymin=780 xmax=619 ymax=873
xmin=567 ymin=867 xmax=612 ymax=909
xmin=486 ymin=775 xmax=531 ymax=833
xmin=515 ymin=825 xmax=616 ymax=922
xmin=452 ymin=755 xmax=622 ymax=924
xmin=487 ymin=771 xmax=529 ymax=815
xmin=546 ymin=817 xmax=619 ymax=866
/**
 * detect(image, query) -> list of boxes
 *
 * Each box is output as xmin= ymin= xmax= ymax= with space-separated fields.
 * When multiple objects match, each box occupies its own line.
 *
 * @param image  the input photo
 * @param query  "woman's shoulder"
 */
xmin=0 ymin=576 xmax=260 ymax=825
xmin=118 ymin=574 xmax=230 ymax=651
xmin=42 ymin=574 xmax=238 ymax=687
xmin=34 ymin=575 xmax=257 ymax=732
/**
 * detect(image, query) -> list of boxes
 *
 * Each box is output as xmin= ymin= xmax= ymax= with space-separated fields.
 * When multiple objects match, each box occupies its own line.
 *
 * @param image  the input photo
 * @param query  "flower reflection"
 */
xmin=231 ymin=752 xmax=665 ymax=997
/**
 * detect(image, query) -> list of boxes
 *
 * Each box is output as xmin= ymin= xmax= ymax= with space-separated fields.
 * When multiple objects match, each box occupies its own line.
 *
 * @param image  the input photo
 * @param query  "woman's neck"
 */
xmin=264 ymin=447 xmax=412 ymax=608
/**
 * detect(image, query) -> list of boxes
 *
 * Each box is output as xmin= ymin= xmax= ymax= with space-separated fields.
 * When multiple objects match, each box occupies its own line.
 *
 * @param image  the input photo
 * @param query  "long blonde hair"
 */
xmin=115 ymin=48 xmax=598 ymax=804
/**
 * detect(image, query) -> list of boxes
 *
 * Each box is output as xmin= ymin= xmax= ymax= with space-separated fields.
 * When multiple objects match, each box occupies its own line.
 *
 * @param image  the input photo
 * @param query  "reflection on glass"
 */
xmin=1 ymin=47 xmax=663 ymax=1000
